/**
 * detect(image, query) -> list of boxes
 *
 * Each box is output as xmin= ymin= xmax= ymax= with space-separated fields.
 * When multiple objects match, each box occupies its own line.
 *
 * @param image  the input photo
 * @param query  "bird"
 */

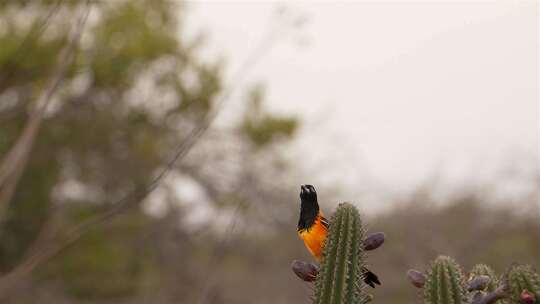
xmin=297 ymin=184 xmax=381 ymax=288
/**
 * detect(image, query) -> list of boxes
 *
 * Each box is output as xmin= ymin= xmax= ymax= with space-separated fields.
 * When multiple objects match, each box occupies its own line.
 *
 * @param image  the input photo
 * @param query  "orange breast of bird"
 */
xmin=297 ymin=214 xmax=328 ymax=260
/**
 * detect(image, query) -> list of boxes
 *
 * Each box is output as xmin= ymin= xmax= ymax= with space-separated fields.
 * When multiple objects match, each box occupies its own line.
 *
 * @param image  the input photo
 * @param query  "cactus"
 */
xmin=423 ymin=256 xmax=467 ymax=304
xmin=314 ymin=203 xmax=369 ymax=304
xmin=408 ymin=257 xmax=508 ymax=304
xmin=506 ymin=264 xmax=539 ymax=304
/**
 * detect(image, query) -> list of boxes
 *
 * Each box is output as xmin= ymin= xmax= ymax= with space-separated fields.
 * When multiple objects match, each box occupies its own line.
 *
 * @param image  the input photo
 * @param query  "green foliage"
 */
xmin=241 ymin=86 xmax=298 ymax=147
xmin=0 ymin=33 xmax=65 ymax=88
xmin=506 ymin=264 xmax=540 ymax=304
xmin=424 ymin=256 xmax=466 ymax=304
xmin=315 ymin=203 xmax=368 ymax=304
xmin=0 ymin=156 xmax=59 ymax=271
xmin=0 ymin=0 xmax=216 ymax=297
xmin=90 ymin=0 xmax=178 ymax=88
xmin=38 ymin=207 xmax=154 ymax=299
xmin=243 ymin=115 xmax=297 ymax=147
xmin=0 ymin=0 xmax=301 ymax=301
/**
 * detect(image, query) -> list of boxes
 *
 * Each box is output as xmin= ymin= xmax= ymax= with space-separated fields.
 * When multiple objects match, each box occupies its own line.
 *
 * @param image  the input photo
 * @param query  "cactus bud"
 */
xmin=473 ymin=285 xmax=508 ymax=304
xmin=364 ymin=232 xmax=385 ymax=251
xmin=468 ymin=275 xmax=491 ymax=292
xmin=470 ymin=264 xmax=498 ymax=293
xmin=471 ymin=291 xmax=485 ymax=304
xmin=408 ymin=269 xmax=426 ymax=288
xmin=521 ymin=290 xmax=536 ymax=304
xmin=291 ymin=260 xmax=318 ymax=282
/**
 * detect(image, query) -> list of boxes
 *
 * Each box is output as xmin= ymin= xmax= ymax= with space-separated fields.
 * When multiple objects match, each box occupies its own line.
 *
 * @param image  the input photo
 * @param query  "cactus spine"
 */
xmin=424 ymin=256 xmax=467 ymax=304
xmin=314 ymin=203 xmax=368 ymax=304
xmin=507 ymin=264 xmax=540 ymax=304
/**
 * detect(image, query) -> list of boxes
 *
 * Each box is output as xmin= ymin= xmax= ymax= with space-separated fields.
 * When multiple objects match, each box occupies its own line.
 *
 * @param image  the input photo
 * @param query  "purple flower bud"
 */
xmin=467 ymin=275 xmax=490 ymax=291
xmin=291 ymin=260 xmax=318 ymax=282
xmin=407 ymin=269 xmax=426 ymax=288
xmin=364 ymin=232 xmax=385 ymax=251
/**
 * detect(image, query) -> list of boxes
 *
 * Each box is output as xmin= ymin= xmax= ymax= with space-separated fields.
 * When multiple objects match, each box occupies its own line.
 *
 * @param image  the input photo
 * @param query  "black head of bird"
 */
xmin=298 ymin=184 xmax=320 ymax=231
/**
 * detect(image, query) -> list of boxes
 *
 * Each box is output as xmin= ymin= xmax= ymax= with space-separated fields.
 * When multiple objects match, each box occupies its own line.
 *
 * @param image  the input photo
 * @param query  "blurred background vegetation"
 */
xmin=0 ymin=1 xmax=538 ymax=303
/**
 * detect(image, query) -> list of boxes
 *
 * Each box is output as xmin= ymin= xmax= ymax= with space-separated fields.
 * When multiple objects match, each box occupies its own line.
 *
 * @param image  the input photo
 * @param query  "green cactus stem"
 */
xmin=507 ymin=265 xmax=540 ymax=304
xmin=314 ymin=203 xmax=368 ymax=304
xmin=423 ymin=256 xmax=467 ymax=304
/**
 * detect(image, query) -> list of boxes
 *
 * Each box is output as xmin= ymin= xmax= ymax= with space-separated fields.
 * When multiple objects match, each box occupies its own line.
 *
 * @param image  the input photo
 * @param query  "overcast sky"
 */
xmin=186 ymin=1 xmax=539 ymax=203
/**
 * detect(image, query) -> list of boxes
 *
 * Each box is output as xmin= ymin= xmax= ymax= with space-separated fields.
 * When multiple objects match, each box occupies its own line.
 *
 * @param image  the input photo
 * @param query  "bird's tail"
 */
xmin=362 ymin=267 xmax=381 ymax=288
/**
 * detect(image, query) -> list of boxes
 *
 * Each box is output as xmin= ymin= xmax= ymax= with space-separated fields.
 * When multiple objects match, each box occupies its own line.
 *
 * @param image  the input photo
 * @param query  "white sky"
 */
xmin=186 ymin=1 xmax=539 ymax=200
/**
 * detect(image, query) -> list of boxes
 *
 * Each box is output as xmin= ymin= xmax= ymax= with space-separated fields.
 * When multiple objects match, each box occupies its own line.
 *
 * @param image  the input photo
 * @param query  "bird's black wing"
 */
xmin=362 ymin=268 xmax=381 ymax=288
xmin=320 ymin=216 xmax=329 ymax=230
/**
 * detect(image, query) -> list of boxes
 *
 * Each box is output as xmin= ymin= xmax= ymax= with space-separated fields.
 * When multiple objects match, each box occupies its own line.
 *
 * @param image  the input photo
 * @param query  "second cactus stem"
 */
xmin=408 ymin=256 xmax=540 ymax=304
xmin=424 ymin=256 xmax=467 ymax=304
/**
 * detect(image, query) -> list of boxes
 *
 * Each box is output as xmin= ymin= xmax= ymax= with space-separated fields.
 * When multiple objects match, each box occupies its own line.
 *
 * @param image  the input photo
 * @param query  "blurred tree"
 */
xmin=241 ymin=85 xmax=297 ymax=148
xmin=0 ymin=0 xmax=299 ymax=302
